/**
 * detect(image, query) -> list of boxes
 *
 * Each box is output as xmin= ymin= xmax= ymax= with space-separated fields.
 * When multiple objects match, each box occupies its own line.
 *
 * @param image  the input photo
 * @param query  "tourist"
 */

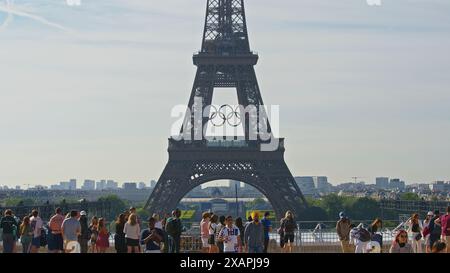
xmin=200 ymin=212 xmax=210 ymax=253
xmin=165 ymin=209 xmax=183 ymax=253
xmin=208 ymin=214 xmax=219 ymax=253
xmin=78 ymin=211 xmax=90 ymax=253
xmin=96 ymin=218 xmax=110 ymax=253
xmin=153 ymin=213 xmax=163 ymax=230
xmin=129 ymin=207 xmax=141 ymax=225
xmin=440 ymin=206 xmax=450 ymax=252
xmin=350 ymin=224 xmax=371 ymax=253
xmin=336 ymin=211 xmax=352 ymax=253
xmin=389 ymin=230 xmax=413 ymax=253
xmin=29 ymin=209 xmax=43 ymax=253
xmin=422 ymin=211 xmax=434 ymax=253
xmin=141 ymin=217 xmax=164 ymax=253
xmin=215 ymin=215 xmax=226 ymax=253
xmin=235 ymin=217 xmax=245 ymax=249
xmin=161 ymin=215 xmax=169 ymax=253
xmin=406 ymin=213 xmax=423 ymax=253
xmin=114 ymin=213 xmax=127 ymax=253
xmin=280 ymin=210 xmax=297 ymax=253
xmin=89 ymin=216 xmax=99 ymax=253
xmin=245 ymin=215 xmax=253 ymax=228
xmin=218 ymin=215 xmax=242 ymax=253
xmin=260 ymin=212 xmax=272 ymax=253
xmin=1 ymin=209 xmax=18 ymax=253
xmin=124 ymin=213 xmax=141 ymax=253
xmin=61 ymin=210 xmax=81 ymax=252
xmin=431 ymin=240 xmax=447 ymax=253
xmin=244 ymin=211 xmax=265 ymax=253
xmin=428 ymin=210 xmax=442 ymax=251
xmin=368 ymin=218 xmax=383 ymax=250
xmin=19 ymin=216 xmax=33 ymax=253
xmin=48 ymin=207 xmax=65 ymax=253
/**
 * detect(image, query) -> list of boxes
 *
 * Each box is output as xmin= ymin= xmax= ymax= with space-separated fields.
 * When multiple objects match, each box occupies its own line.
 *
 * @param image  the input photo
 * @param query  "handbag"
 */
xmin=414 ymin=233 xmax=422 ymax=241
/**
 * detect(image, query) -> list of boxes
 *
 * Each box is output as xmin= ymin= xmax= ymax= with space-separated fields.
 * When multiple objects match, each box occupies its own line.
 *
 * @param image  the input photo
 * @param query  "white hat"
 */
xmin=427 ymin=211 xmax=434 ymax=216
xmin=80 ymin=211 xmax=87 ymax=216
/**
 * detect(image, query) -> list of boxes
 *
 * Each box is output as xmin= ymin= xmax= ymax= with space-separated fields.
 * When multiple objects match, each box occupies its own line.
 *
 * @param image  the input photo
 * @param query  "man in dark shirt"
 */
xmin=0 ymin=209 xmax=18 ymax=253
xmin=141 ymin=217 xmax=164 ymax=253
xmin=165 ymin=209 xmax=183 ymax=253
xmin=428 ymin=210 xmax=441 ymax=249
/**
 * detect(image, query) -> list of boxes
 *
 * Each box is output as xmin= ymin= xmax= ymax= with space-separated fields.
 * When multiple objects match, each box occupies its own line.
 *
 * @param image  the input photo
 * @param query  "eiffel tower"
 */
xmin=145 ymin=0 xmax=307 ymax=219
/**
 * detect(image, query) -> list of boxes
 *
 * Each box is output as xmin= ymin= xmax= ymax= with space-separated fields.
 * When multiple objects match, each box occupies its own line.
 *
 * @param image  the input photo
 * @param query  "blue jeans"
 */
xmin=248 ymin=246 xmax=264 ymax=253
xmin=2 ymin=233 xmax=15 ymax=253
xmin=168 ymin=235 xmax=180 ymax=253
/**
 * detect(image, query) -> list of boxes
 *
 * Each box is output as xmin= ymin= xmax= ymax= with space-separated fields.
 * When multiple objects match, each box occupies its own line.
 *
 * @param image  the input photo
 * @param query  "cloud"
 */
xmin=0 ymin=0 xmax=69 ymax=31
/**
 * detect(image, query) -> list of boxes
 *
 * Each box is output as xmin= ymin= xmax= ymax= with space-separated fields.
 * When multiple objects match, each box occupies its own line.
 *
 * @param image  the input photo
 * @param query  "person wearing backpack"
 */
xmin=165 ymin=209 xmax=183 ymax=253
xmin=280 ymin=211 xmax=297 ymax=253
xmin=0 ymin=209 xmax=18 ymax=253
xmin=350 ymin=224 xmax=371 ymax=253
xmin=428 ymin=210 xmax=442 ymax=251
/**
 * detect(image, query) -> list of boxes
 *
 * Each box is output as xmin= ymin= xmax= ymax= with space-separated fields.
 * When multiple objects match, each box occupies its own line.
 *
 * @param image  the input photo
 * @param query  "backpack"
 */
xmin=354 ymin=227 xmax=371 ymax=242
xmin=282 ymin=218 xmax=296 ymax=233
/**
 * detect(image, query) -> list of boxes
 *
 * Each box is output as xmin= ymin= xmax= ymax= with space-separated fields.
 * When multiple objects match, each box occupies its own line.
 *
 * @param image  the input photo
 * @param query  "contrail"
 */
xmin=0 ymin=0 xmax=70 ymax=32
xmin=0 ymin=0 xmax=13 ymax=30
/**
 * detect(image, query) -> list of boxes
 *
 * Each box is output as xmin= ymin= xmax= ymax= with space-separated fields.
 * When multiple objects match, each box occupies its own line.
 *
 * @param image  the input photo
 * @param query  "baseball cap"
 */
xmin=427 ymin=211 xmax=434 ymax=216
xmin=80 ymin=211 xmax=87 ymax=216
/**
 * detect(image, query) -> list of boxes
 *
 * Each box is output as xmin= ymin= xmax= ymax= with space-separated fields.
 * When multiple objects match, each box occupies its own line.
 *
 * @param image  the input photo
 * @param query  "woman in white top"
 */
xmin=152 ymin=213 xmax=163 ymax=230
xmin=124 ymin=214 xmax=141 ymax=253
xmin=406 ymin=213 xmax=423 ymax=253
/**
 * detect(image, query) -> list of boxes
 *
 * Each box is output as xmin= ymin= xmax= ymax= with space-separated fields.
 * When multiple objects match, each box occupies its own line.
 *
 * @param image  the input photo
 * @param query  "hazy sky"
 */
xmin=1 ymin=0 xmax=450 ymax=188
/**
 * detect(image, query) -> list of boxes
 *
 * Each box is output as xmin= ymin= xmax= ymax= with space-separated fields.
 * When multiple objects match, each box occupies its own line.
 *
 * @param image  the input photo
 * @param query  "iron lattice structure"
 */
xmin=145 ymin=0 xmax=307 ymax=219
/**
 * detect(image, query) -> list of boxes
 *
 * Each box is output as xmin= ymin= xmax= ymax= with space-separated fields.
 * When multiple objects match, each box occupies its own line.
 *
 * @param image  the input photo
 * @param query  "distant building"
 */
xmin=389 ymin=178 xmax=405 ymax=190
xmin=376 ymin=177 xmax=389 ymax=189
xmin=15 ymin=186 xmax=21 ymax=190
xmin=229 ymin=180 xmax=241 ymax=189
xmin=138 ymin=182 xmax=147 ymax=189
xmin=81 ymin=180 xmax=95 ymax=191
xmin=106 ymin=180 xmax=118 ymax=190
xmin=314 ymin=176 xmax=330 ymax=193
xmin=294 ymin=177 xmax=317 ymax=196
xmin=123 ymin=182 xmax=137 ymax=191
xmin=59 ymin=181 xmax=70 ymax=190
xmin=50 ymin=184 xmax=61 ymax=190
xmin=96 ymin=180 xmax=106 ymax=191
xmin=430 ymin=181 xmax=449 ymax=192
xmin=69 ymin=179 xmax=77 ymax=190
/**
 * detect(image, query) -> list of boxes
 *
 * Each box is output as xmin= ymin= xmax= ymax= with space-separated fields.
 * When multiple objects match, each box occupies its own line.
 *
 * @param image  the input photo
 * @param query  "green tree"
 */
xmin=245 ymin=198 xmax=268 ymax=210
xmin=400 ymin=192 xmax=421 ymax=201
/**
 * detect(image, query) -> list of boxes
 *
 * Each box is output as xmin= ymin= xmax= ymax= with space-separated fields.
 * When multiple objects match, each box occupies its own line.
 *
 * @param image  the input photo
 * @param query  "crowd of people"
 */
xmin=1 ymin=205 xmax=449 ymax=254
xmin=199 ymin=210 xmax=297 ymax=253
xmin=0 ymin=206 xmax=180 ymax=254
xmin=336 ymin=206 xmax=450 ymax=253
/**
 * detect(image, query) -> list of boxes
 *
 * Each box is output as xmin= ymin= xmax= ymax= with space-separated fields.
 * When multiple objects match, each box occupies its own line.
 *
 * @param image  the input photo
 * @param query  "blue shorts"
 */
xmin=48 ymin=233 xmax=64 ymax=251
xmin=31 ymin=236 xmax=41 ymax=248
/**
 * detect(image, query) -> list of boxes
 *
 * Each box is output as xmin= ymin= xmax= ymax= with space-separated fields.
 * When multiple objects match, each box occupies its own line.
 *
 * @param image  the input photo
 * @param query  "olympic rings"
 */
xmin=208 ymin=104 xmax=242 ymax=127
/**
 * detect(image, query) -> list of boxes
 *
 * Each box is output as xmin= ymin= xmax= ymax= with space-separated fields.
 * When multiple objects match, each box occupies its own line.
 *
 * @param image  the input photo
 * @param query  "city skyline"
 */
xmin=1 ymin=0 xmax=450 ymax=187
